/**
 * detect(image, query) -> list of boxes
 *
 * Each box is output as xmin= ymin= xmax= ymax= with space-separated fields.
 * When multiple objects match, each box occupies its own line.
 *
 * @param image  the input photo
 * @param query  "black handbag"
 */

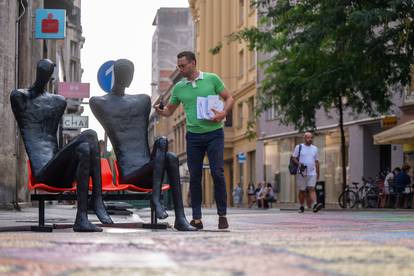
xmin=288 ymin=144 xmax=302 ymax=175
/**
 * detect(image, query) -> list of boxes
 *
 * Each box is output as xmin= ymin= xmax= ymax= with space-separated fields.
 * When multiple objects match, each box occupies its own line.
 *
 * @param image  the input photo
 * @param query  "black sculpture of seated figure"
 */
xmin=10 ymin=59 xmax=113 ymax=232
xmin=90 ymin=59 xmax=196 ymax=231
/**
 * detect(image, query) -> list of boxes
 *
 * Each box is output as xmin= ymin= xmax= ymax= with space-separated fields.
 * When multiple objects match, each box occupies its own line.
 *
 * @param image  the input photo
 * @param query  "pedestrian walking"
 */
xmin=291 ymin=132 xmax=323 ymax=213
xmin=155 ymin=51 xmax=234 ymax=229
xmin=233 ymin=183 xmax=243 ymax=208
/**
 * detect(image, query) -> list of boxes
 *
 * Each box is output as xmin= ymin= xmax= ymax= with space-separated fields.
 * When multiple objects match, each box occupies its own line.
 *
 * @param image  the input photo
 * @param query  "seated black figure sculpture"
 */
xmin=10 ymin=59 xmax=113 ymax=232
xmin=90 ymin=59 xmax=196 ymax=231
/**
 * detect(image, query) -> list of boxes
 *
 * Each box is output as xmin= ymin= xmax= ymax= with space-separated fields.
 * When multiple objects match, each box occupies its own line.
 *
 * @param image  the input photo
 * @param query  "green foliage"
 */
xmin=209 ymin=42 xmax=223 ymax=55
xmin=235 ymin=0 xmax=414 ymax=131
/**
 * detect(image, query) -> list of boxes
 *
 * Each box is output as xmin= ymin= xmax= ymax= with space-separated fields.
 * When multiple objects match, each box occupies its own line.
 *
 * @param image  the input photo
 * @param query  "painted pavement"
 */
xmin=0 ymin=207 xmax=413 ymax=275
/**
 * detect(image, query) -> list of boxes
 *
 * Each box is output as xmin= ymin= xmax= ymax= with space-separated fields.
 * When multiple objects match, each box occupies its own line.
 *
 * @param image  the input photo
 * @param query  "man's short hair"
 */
xmin=177 ymin=51 xmax=196 ymax=64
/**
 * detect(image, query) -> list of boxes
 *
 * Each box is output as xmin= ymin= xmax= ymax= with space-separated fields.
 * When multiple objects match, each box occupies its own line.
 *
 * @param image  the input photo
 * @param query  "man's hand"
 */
xmin=210 ymin=109 xmax=227 ymax=122
xmin=154 ymin=104 xmax=166 ymax=116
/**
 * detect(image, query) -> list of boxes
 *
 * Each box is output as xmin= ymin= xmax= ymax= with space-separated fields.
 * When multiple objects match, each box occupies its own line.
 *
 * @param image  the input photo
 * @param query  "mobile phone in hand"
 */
xmin=159 ymin=100 xmax=164 ymax=110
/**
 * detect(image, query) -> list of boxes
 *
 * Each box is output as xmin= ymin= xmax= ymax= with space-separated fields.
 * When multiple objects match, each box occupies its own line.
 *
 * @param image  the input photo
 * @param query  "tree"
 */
xmin=230 ymin=0 xmax=414 ymax=194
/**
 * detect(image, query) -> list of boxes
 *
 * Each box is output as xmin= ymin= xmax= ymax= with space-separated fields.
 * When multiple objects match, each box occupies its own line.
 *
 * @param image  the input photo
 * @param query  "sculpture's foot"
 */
xmin=73 ymin=214 xmax=103 ymax=232
xmin=94 ymin=202 xmax=114 ymax=225
xmin=174 ymin=217 xmax=197 ymax=231
xmin=151 ymin=201 xmax=168 ymax=220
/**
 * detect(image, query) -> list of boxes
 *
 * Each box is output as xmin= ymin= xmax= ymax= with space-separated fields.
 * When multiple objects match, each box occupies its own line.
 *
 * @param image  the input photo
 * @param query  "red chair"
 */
xmin=113 ymin=160 xmax=170 ymax=192
xmin=113 ymin=160 xmax=170 ymax=229
xmin=28 ymin=160 xmax=76 ymax=193
xmin=28 ymin=160 xmax=77 ymax=232
xmin=89 ymin=158 xmax=129 ymax=192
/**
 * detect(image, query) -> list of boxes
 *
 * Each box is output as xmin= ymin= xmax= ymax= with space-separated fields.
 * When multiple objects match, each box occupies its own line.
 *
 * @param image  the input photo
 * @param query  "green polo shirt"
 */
xmin=169 ymin=71 xmax=225 ymax=134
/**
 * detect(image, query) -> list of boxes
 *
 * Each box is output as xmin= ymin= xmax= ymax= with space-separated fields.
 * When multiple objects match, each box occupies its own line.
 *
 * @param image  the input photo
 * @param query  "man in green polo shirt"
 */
xmin=155 ymin=51 xmax=234 ymax=229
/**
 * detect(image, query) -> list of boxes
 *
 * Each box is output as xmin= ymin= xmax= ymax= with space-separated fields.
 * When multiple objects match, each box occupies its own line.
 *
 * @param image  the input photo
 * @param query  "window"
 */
xmin=239 ymin=50 xmax=244 ymax=77
xmin=266 ymin=104 xmax=279 ymax=120
xmin=225 ymin=110 xmax=233 ymax=127
xmin=239 ymin=0 xmax=245 ymax=26
xmin=70 ymin=60 xmax=78 ymax=82
xmin=249 ymin=50 xmax=256 ymax=70
xmin=248 ymin=97 xmax=255 ymax=122
xmin=237 ymin=102 xmax=243 ymax=128
xmin=70 ymin=41 xmax=78 ymax=57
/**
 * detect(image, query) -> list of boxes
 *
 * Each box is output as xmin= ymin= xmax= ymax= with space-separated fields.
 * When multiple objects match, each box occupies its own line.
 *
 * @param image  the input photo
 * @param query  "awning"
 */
xmin=374 ymin=120 xmax=414 ymax=144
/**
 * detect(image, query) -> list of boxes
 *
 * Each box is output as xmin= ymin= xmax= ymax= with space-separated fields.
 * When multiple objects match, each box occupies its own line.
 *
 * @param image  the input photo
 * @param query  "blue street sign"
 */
xmin=35 ymin=9 xmax=66 ymax=39
xmin=237 ymin=152 xmax=246 ymax=163
xmin=97 ymin=61 xmax=115 ymax=93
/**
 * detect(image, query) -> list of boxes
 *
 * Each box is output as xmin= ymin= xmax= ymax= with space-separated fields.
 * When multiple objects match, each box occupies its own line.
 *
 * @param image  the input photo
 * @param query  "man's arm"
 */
xmin=291 ymin=156 xmax=300 ymax=166
xmin=291 ymin=145 xmax=300 ymax=166
xmin=155 ymin=102 xmax=178 ymax=117
xmin=211 ymin=88 xmax=234 ymax=122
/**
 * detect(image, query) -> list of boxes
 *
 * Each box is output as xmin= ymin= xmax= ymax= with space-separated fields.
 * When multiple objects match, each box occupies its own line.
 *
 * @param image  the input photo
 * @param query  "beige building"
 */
xmin=189 ymin=0 xmax=258 ymax=207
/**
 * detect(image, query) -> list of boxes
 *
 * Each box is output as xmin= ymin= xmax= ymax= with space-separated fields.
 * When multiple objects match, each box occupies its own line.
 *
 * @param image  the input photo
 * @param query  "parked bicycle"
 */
xmin=338 ymin=177 xmax=379 ymax=208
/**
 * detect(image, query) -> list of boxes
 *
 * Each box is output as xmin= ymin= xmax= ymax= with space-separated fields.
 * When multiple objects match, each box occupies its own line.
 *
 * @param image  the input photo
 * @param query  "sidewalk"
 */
xmin=1 ymin=205 xmax=414 ymax=275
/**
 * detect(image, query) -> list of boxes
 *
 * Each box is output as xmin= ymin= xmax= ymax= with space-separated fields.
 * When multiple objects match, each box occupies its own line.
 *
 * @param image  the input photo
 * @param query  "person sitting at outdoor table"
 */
xmin=382 ymin=167 xmax=399 ymax=208
xmin=264 ymin=182 xmax=276 ymax=208
xmin=394 ymin=165 xmax=410 ymax=208
xmin=255 ymin=182 xmax=264 ymax=208
xmin=247 ymin=182 xmax=256 ymax=208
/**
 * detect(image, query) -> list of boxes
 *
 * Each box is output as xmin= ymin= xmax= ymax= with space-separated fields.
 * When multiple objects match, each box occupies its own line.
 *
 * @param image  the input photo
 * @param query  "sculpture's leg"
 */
xmin=166 ymin=152 xmax=197 ymax=231
xmin=151 ymin=137 xmax=168 ymax=219
xmin=73 ymin=142 xmax=103 ymax=232
xmin=83 ymin=130 xmax=113 ymax=224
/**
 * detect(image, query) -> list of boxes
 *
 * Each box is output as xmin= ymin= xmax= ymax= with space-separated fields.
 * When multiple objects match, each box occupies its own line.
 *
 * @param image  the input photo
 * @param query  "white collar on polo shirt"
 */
xmin=184 ymin=71 xmax=204 ymax=88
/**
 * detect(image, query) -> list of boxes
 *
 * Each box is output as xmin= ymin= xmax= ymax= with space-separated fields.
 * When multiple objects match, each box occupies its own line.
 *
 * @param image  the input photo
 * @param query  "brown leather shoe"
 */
xmin=218 ymin=216 xmax=229 ymax=229
xmin=190 ymin=219 xmax=203 ymax=230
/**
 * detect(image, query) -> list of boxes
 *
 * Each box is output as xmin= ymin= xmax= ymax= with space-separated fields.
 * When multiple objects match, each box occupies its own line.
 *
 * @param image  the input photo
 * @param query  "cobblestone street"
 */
xmin=1 ymin=206 xmax=414 ymax=275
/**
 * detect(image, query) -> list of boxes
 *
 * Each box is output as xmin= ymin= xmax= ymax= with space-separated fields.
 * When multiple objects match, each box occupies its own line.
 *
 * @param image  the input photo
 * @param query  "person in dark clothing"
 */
xmin=394 ymin=164 xmax=411 ymax=194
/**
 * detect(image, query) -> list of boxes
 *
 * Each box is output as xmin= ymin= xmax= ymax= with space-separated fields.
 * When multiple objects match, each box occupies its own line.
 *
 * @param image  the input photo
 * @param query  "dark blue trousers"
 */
xmin=186 ymin=128 xmax=227 ymax=219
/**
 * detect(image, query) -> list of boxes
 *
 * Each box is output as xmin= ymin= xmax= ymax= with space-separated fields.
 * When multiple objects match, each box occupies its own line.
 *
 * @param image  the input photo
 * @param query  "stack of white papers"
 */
xmin=197 ymin=95 xmax=224 ymax=120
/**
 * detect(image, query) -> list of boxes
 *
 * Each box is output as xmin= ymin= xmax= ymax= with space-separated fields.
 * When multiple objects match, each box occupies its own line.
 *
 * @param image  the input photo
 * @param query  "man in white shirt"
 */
xmin=291 ymin=132 xmax=322 ymax=213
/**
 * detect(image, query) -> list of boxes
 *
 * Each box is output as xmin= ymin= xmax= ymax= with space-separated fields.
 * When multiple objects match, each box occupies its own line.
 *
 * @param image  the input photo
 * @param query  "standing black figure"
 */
xmin=10 ymin=59 xmax=113 ymax=232
xmin=90 ymin=59 xmax=196 ymax=231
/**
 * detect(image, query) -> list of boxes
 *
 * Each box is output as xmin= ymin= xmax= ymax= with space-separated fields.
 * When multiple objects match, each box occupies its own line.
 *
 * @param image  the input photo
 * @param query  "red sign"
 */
xmin=42 ymin=13 xmax=59 ymax=33
xmin=58 ymin=82 xmax=90 ymax=99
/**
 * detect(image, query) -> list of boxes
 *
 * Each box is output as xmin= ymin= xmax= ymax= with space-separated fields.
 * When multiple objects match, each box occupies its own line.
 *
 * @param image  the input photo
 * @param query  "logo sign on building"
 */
xmin=62 ymin=115 xmax=89 ymax=129
xmin=97 ymin=61 xmax=115 ymax=93
xmin=35 ymin=9 xmax=66 ymax=39
xmin=237 ymin=152 xmax=246 ymax=164
xmin=58 ymin=82 xmax=90 ymax=99
xmin=381 ymin=116 xmax=397 ymax=128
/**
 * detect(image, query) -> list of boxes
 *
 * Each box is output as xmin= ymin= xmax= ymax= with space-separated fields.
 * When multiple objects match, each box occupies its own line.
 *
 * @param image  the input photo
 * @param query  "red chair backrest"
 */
xmin=27 ymin=160 xmax=36 ymax=190
xmin=101 ymin=158 xmax=115 ymax=189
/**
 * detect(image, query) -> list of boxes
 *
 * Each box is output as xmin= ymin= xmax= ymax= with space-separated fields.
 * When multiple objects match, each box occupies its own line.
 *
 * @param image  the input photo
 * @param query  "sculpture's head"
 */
xmin=112 ymin=59 xmax=134 ymax=94
xmin=34 ymin=59 xmax=55 ymax=89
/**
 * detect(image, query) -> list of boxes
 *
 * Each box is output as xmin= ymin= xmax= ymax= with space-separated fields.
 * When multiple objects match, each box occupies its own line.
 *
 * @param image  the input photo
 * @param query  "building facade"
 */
xmin=150 ymin=8 xmax=194 ymax=103
xmin=0 ymin=0 xmax=84 ymax=208
xmin=255 ymin=7 xmax=405 ymax=205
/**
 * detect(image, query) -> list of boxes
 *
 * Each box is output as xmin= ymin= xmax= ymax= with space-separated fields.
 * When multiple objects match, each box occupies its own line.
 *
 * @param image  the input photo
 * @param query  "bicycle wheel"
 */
xmin=363 ymin=188 xmax=379 ymax=208
xmin=338 ymin=190 xmax=357 ymax=208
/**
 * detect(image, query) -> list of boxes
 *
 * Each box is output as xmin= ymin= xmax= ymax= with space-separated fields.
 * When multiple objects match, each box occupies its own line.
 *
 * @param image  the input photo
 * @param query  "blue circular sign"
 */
xmin=97 ymin=60 xmax=115 ymax=93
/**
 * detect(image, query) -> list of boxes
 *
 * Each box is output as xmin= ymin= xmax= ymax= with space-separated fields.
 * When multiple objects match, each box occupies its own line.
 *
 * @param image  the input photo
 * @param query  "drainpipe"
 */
xmin=13 ymin=0 xmax=26 ymax=210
